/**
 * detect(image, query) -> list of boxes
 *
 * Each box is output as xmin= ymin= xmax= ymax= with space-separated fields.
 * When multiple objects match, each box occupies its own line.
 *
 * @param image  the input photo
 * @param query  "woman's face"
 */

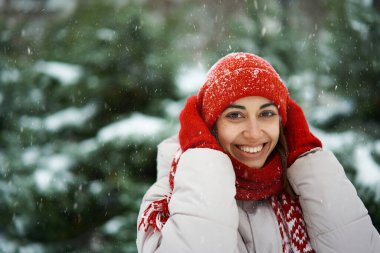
xmin=216 ymin=96 xmax=280 ymax=168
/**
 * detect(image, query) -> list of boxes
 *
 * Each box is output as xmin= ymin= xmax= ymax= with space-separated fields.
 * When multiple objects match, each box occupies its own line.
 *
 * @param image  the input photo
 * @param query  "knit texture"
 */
xmin=198 ymin=52 xmax=289 ymax=128
xmin=178 ymin=96 xmax=222 ymax=152
xmin=271 ymin=194 xmax=314 ymax=253
xmin=232 ymin=152 xmax=284 ymax=200
xmin=285 ymin=97 xmax=322 ymax=166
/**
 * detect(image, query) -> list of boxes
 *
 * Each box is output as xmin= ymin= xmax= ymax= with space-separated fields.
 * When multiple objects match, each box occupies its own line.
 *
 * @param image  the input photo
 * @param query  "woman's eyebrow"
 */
xmin=260 ymin=102 xmax=276 ymax=109
xmin=226 ymin=102 xmax=276 ymax=110
xmin=226 ymin=104 xmax=245 ymax=110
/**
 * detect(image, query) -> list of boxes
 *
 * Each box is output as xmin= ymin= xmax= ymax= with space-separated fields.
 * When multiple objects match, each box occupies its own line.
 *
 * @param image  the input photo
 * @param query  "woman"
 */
xmin=137 ymin=53 xmax=380 ymax=253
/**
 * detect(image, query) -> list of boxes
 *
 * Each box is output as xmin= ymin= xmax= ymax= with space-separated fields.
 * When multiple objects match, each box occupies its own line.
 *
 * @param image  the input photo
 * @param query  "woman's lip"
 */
xmin=237 ymin=144 xmax=264 ymax=153
xmin=233 ymin=143 xmax=267 ymax=158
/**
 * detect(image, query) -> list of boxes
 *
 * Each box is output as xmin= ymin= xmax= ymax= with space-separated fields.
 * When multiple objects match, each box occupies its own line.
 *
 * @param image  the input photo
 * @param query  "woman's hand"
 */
xmin=284 ymin=96 xmax=322 ymax=166
xmin=179 ymin=95 xmax=222 ymax=152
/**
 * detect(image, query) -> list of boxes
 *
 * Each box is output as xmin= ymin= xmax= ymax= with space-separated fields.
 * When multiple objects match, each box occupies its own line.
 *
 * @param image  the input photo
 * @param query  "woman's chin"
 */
xmin=242 ymin=160 xmax=265 ymax=169
xmin=231 ymin=145 xmax=269 ymax=168
xmin=232 ymin=154 xmax=267 ymax=168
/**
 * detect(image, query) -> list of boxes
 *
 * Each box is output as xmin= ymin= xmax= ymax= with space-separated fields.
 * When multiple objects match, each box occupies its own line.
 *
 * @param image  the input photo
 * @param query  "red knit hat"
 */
xmin=197 ymin=52 xmax=289 ymax=128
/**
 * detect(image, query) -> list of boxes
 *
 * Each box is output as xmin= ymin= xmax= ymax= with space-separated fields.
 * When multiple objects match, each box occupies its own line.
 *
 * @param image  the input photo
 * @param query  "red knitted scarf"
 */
xmin=231 ymin=152 xmax=283 ymax=200
xmin=138 ymin=148 xmax=314 ymax=253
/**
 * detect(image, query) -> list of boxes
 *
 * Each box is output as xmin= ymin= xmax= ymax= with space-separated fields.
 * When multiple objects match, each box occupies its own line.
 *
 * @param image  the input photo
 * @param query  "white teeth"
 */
xmin=239 ymin=144 xmax=263 ymax=154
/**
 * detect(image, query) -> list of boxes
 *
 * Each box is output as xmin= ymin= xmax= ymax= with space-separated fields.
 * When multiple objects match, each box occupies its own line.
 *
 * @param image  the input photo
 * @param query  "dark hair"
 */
xmin=277 ymin=125 xmax=296 ymax=198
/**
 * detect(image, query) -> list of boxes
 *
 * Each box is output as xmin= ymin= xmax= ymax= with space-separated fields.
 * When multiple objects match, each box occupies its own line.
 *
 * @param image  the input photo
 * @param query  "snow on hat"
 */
xmin=197 ymin=52 xmax=289 ymax=129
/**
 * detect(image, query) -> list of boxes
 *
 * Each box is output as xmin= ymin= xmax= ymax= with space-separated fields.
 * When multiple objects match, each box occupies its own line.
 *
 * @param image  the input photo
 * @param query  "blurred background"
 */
xmin=0 ymin=0 xmax=379 ymax=252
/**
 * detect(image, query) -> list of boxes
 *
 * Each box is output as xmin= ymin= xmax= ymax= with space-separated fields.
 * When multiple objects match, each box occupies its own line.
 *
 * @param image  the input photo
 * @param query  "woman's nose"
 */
xmin=242 ymin=119 xmax=261 ymax=139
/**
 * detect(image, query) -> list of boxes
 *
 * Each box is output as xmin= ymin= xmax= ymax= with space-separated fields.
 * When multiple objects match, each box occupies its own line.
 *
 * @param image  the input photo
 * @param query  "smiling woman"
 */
xmin=136 ymin=52 xmax=380 ymax=253
xmin=216 ymin=96 xmax=280 ymax=169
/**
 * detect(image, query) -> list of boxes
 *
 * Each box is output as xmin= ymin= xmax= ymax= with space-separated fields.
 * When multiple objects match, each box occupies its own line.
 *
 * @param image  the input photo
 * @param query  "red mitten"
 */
xmin=285 ymin=96 xmax=322 ymax=166
xmin=179 ymin=95 xmax=222 ymax=152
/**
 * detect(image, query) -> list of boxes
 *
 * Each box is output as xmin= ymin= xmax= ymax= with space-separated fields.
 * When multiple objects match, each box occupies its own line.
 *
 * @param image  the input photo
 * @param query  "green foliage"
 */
xmin=1 ymin=0 xmax=178 ymax=252
xmin=320 ymin=0 xmax=380 ymax=125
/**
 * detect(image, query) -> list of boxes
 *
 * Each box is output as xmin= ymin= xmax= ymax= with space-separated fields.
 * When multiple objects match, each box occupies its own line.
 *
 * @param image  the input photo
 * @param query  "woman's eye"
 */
xmin=226 ymin=112 xmax=243 ymax=119
xmin=260 ymin=110 xmax=276 ymax=118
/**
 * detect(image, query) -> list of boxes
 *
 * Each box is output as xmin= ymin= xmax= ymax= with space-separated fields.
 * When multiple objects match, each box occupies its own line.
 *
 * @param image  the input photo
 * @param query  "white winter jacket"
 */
xmin=136 ymin=135 xmax=380 ymax=253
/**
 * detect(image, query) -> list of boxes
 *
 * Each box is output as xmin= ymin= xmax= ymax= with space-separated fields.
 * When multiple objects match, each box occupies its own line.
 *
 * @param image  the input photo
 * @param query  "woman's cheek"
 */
xmin=216 ymin=123 xmax=235 ymax=148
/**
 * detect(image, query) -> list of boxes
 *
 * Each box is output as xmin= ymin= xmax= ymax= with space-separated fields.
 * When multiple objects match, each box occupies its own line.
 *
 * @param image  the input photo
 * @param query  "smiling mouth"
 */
xmin=237 ymin=144 xmax=264 ymax=154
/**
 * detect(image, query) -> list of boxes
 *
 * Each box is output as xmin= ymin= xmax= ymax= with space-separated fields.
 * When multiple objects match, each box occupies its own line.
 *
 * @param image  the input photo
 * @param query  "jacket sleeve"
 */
xmin=287 ymin=149 xmax=380 ymax=253
xmin=136 ymin=135 xmax=240 ymax=253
